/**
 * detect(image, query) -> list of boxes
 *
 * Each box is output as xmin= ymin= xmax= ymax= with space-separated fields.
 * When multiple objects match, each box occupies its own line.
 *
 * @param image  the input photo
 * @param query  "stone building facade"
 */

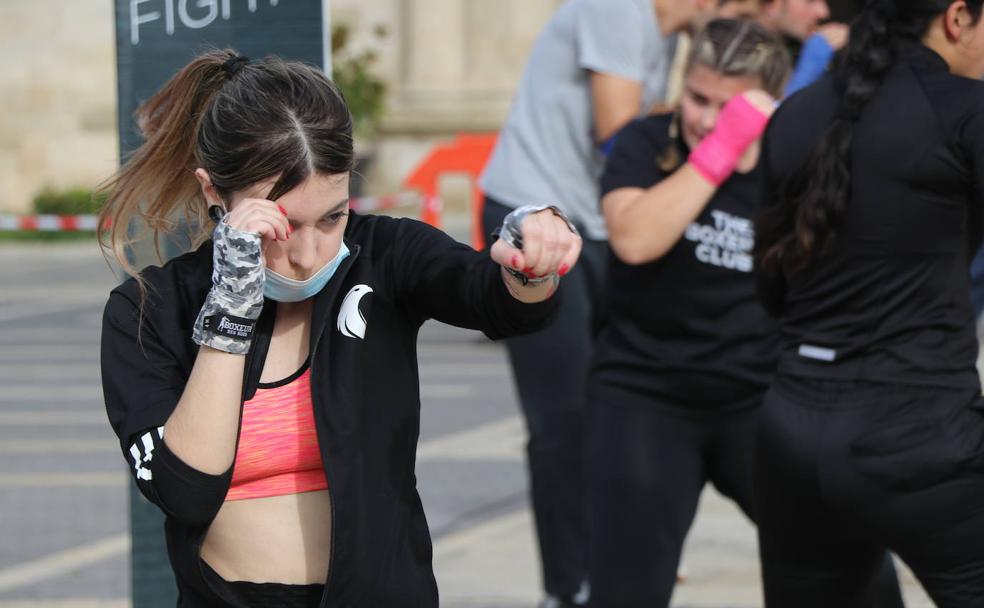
xmin=0 ymin=0 xmax=561 ymax=213
xmin=1 ymin=1 xmax=118 ymax=213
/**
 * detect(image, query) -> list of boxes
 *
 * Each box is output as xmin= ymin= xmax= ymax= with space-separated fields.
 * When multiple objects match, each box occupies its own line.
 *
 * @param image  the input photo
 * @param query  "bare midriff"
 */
xmin=201 ymin=490 xmax=331 ymax=584
xmin=201 ymin=299 xmax=330 ymax=585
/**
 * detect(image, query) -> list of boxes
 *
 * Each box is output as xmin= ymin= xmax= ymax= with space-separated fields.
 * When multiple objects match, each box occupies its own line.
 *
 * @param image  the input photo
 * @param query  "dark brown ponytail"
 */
xmin=755 ymin=0 xmax=984 ymax=289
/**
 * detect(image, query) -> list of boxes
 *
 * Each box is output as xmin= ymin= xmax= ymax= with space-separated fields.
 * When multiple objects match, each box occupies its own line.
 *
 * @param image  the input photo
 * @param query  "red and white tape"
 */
xmin=348 ymin=192 xmax=423 ymax=213
xmin=0 ymin=193 xmax=424 ymax=232
xmin=0 ymin=214 xmax=102 ymax=232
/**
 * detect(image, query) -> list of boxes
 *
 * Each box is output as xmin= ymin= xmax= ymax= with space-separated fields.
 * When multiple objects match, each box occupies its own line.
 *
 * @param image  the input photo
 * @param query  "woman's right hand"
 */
xmin=192 ymin=199 xmax=288 ymax=355
xmin=223 ymin=198 xmax=292 ymax=243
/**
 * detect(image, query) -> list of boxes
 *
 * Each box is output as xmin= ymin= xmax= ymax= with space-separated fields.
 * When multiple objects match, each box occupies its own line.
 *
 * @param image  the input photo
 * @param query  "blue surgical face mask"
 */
xmin=264 ymin=242 xmax=350 ymax=302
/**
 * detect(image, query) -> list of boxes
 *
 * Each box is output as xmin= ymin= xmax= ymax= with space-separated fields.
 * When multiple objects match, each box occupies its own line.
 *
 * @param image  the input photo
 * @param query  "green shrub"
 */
xmin=332 ymin=22 xmax=388 ymax=140
xmin=32 ymin=187 xmax=106 ymax=215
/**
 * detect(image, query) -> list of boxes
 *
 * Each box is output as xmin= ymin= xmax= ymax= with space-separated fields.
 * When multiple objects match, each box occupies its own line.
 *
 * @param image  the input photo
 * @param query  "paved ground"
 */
xmin=0 ymin=237 xmax=936 ymax=607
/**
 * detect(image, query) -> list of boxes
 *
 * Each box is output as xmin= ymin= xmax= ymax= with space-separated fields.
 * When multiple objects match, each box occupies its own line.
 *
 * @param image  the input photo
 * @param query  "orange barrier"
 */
xmin=402 ymin=133 xmax=498 ymax=250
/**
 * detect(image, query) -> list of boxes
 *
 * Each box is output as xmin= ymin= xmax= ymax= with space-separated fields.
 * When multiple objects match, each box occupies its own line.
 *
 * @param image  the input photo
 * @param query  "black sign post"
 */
xmin=114 ymin=2 xmax=329 ymax=605
xmin=117 ymin=0 xmax=329 ymax=157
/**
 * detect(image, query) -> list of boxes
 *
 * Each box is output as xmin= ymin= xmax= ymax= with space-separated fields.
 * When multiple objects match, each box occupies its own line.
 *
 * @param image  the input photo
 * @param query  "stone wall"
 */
xmin=334 ymin=0 xmax=559 ymax=209
xmin=0 ymin=2 xmax=117 ymax=213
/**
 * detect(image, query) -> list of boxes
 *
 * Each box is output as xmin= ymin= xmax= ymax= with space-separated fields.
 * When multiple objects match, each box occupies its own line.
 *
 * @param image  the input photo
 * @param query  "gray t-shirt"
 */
xmin=480 ymin=0 xmax=675 ymax=241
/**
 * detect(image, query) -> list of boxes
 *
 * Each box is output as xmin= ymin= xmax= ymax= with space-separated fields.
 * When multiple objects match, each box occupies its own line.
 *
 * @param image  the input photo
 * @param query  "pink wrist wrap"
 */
xmin=688 ymin=95 xmax=770 ymax=187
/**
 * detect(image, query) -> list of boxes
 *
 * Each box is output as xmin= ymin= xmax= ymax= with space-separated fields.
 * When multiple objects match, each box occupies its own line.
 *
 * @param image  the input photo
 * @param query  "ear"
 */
xmin=943 ymin=0 xmax=973 ymax=41
xmin=194 ymin=168 xmax=224 ymax=209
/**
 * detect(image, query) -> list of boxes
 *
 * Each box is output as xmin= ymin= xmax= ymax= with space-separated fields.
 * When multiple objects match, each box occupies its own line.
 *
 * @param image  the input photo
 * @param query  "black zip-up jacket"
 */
xmin=101 ymin=212 xmax=559 ymax=607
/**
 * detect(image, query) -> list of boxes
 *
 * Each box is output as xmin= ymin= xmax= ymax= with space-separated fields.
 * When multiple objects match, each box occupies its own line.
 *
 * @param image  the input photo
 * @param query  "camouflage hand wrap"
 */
xmin=497 ymin=205 xmax=579 ymax=286
xmin=192 ymin=217 xmax=265 ymax=355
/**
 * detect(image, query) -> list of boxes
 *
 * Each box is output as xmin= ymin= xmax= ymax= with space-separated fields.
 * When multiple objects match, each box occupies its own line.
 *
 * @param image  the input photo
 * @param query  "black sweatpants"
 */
xmin=757 ymin=375 xmax=984 ymax=607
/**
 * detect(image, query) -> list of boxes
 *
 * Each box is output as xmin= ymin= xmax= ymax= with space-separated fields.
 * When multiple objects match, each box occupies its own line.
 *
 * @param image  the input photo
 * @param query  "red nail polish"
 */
xmin=558 ymin=264 xmax=570 ymax=277
xmin=278 ymin=205 xmax=288 ymax=216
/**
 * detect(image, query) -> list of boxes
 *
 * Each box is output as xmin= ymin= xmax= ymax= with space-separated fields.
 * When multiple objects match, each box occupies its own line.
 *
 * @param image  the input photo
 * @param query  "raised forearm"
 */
xmin=163 ymin=346 xmax=245 ymax=475
xmin=604 ymin=164 xmax=716 ymax=265
xmin=591 ymin=71 xmax=643 ymax=144
xmin=163 ymin=200 xmax=288 ymax=474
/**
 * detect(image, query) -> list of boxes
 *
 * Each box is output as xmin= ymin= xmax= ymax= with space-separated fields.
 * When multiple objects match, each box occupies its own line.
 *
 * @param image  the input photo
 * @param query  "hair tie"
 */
xmin=221 ymin=55 xmax=250 ymax=80
xmin=207 ymin=204 xmax=227 ymax=222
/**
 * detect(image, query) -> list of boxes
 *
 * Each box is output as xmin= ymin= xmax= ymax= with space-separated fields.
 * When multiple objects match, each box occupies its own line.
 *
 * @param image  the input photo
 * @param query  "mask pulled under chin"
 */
xmin=263 ymin=242 xmax=351 ymax=302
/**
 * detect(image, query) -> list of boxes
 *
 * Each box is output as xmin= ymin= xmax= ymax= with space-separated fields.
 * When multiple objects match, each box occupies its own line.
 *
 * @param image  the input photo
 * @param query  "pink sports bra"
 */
xmin=225 ymin=363 xmax=328 ymax=501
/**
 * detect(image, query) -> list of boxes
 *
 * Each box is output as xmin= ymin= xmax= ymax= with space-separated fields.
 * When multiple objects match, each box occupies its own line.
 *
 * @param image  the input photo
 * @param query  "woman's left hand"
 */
xmin=734 ymin=89 xmax=777 ymax=174
xmin=491 ymin=207 xmax=582 ymax=280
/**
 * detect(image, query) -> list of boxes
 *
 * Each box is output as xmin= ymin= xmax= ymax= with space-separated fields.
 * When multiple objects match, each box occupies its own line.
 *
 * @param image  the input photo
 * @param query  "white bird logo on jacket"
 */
xmin=337 ymin=284 xmax=373 ymax=339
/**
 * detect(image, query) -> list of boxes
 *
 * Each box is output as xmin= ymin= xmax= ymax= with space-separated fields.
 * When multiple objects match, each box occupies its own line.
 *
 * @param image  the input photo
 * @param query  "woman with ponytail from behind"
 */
xmin=755 ymin=0 xmax=984 ymax=605
xmin=99 ymin=50 xmax=581 ymax=607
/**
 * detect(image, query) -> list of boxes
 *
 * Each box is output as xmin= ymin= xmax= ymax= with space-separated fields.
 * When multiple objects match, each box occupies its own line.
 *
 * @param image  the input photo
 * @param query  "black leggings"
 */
xmin=756 ymin=375 xmax=984 ymax=607
xmin=587 ymin=390 xmax=905 ymax=608
xmin=586 ymin=395 xmax=759 ymax=607
xmin=202 ymin=561 xmax=324 ymax=608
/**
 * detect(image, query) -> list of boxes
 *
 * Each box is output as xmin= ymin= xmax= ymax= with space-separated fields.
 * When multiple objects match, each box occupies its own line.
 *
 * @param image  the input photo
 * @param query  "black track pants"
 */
xmin=756 ymin=375 xmax=984 ymax=607
xmin=586 ymin=397 xmax=758 ymax=608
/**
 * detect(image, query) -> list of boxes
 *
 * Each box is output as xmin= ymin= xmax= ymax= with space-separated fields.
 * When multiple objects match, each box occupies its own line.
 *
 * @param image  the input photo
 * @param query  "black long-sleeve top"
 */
xmin=760 ymin=42 xmax=984 ymax=390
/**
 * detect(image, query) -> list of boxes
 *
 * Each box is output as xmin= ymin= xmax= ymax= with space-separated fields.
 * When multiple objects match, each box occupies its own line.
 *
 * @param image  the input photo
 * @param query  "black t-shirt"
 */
xmin=592 ymin=114 xmax=778 ymax=409
xmin=761 ymin=43 xmax=984 ymax=390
